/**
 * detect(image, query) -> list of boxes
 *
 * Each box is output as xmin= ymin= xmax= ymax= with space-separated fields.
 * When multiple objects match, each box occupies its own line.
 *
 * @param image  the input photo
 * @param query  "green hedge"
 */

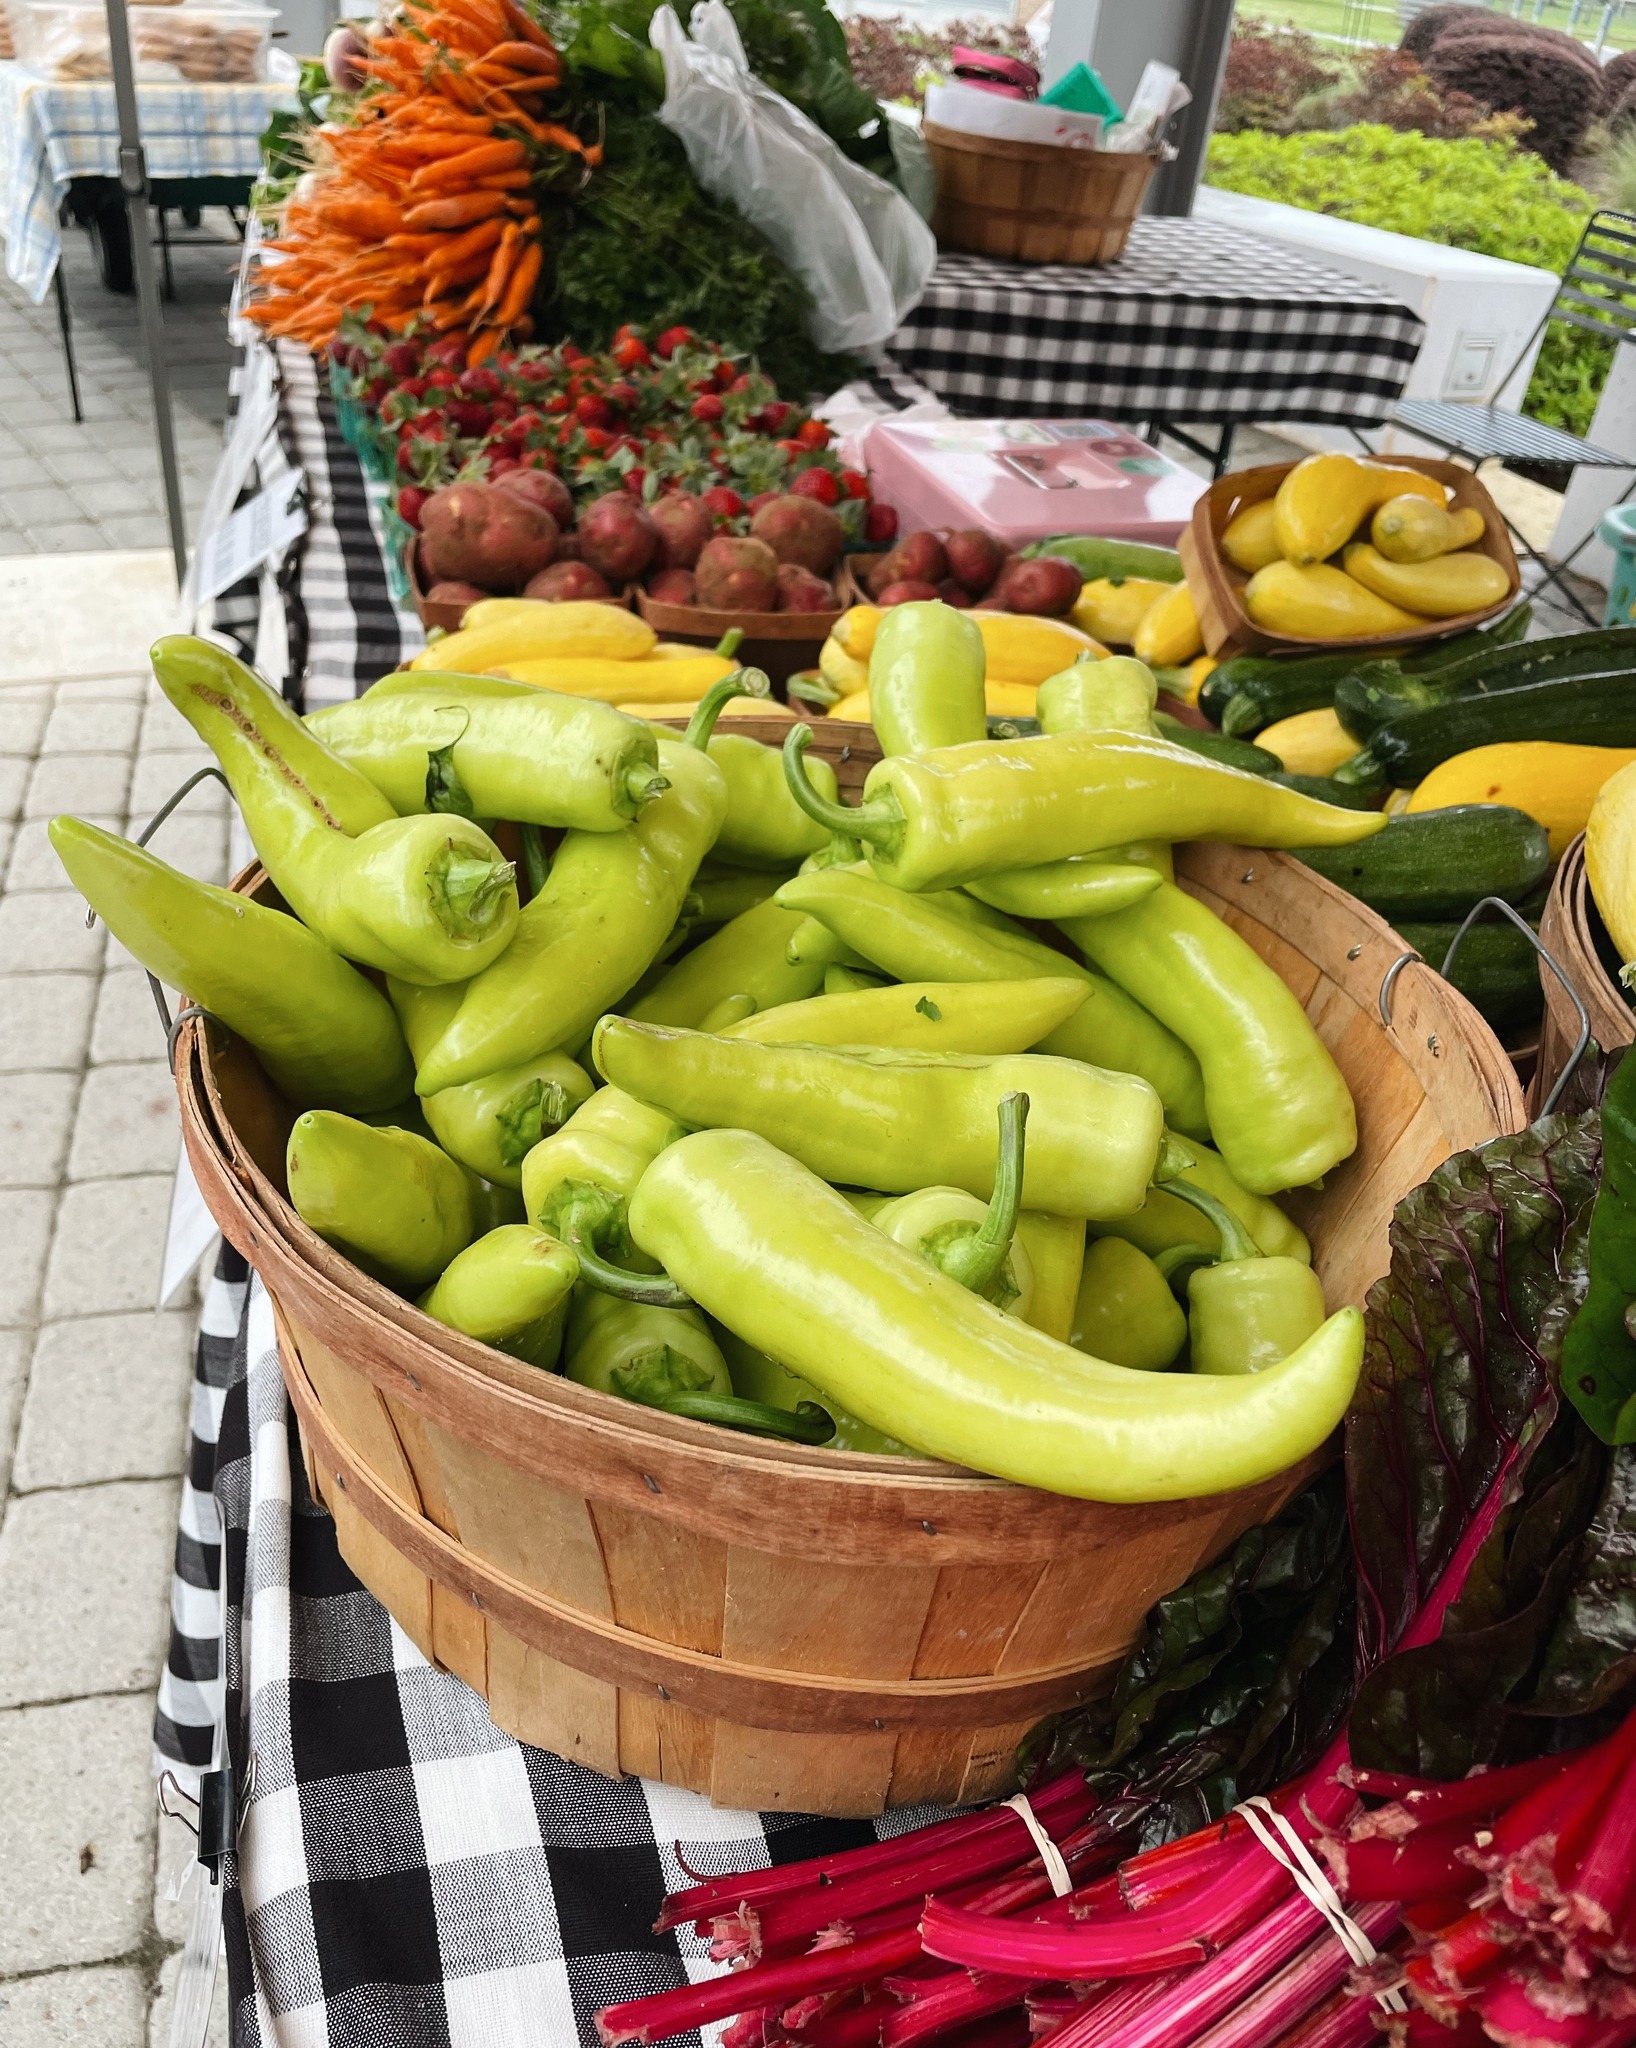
xmin=1205 ymin=124 xmax=1602 ymax=439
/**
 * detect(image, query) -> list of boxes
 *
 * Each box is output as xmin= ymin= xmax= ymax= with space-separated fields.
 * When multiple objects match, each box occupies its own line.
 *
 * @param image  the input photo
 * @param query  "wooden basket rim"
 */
xmin=922 ymin=120 xmax=1161 ymax=173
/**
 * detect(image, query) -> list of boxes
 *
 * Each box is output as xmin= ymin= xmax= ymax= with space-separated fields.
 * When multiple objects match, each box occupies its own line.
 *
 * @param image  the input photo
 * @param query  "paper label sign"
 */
xmin=195 ymin=477 xmax=308 ymax=604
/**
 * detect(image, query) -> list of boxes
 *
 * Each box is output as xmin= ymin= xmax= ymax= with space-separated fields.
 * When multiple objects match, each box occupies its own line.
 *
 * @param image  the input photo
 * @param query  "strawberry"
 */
xmin=714 ymin=360 xmax=740 ymax=390
xmin=655 ymin=325 xmax=694 ymax=359
xmin=543 ymin=392 xmax=571 ymax=416
xmin=382 ymin=340 xmax=421 ymax=379
xmin=447 ymin=400 xmax=491 ymax=437
xmin=748 ymin=490 xmax=782 ymax=516
xmin=576 ymin=393 xmax=614 ymax=428
xmin=623 ymin=467 xmax=648 ymax=496
xmin=791 ymin=467 xmax=841 ymax=506
xmin=579 ymin=426 xmax=613 ymax=452
xmin=690 ymin=394 xmax=725 ymax=424
xmin=612 ymin=335 xmax=651 ymax=370
xmin=606 ymin=380 xmax=640 ymax=412
xmin=838 ymin=468 xmax=870 ymax=499
xmin=426 ymin=367 xmax=459 ymax=392
xmin=796 ymin=418 xmax=832 ymax=450
xmin=458 ymin=366 xmax=505 ymax=401
xmin=759 ymin=399 xmax=793 ymax=434
xmin=775 ymin=438 xmax=806 ymax=463
xmin=396 ymin=484 xmax=428 ymax=528
xmin=865 ymin=502 xmax=898 ymax=544
xmin=701 ymin=485 xmax=745 ymax=520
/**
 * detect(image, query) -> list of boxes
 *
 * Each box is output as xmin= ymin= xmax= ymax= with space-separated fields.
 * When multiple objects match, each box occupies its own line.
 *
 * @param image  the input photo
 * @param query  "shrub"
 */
xmin=1308 ymin=45 xmax=1502 ymax=140
xmin=1602 ymin=45 xmax=1636 ymax=109
xmin=1398 ymin=3 xmax=1490 ymax=61
xmin=1205 ymin=123 xmax=1605 ymax=435
xmin=1215 ymin=19 xmax=1339 ymax=135
xmin=1423 ymin=22 xmax=1602 ymax=170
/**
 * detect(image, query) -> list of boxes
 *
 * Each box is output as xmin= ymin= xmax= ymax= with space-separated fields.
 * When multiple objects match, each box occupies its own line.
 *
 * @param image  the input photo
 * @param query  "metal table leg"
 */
xmin=51 ymin=260 xmax=83 ymax=425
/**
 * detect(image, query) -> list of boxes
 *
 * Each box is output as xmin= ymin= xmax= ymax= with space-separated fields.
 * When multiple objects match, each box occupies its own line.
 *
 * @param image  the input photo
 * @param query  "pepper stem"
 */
xmin=1153 ymin=1132 xmax=1195 ymax=1184
xmin=714 ymin=627 xmax=745 ymax=661
xmin=1163 ymin=1178 xmax=1262 ymax=1264
xmin=782 ymin=723 xmax=897 ymax=850
xmin=685 ymin=668 xmax=770 ymax=750
xmin=429 ymin=846 xmax=516 ymax=940
xmin=517 ymin=822 xmax=549 ymax=898
xmin=625 ymin=762 xmax=670 ymax=811
xmin=935 ymin=1091 xmax=1029 ymax=1300
xmin=571 ymin=1232 xmax=694 ymax=1306
xmin=651 ymin=1390 xmax=837 ymax=1443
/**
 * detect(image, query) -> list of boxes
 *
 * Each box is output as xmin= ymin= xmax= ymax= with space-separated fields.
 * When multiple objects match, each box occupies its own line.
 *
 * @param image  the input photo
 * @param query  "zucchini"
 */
xmin=1339 ymin=673 xmax=1636 ymax=790
xmin=1153 ymin=711 xmax=1278 ymax=776
xmin=1267 ymin=771 xmax=1381 ymax=811
xmin=1338 ymin=626 xmax=1636 ymax=748
xmin=1334 ymin=662 xmax=1432 ymax=745
xmin=1022 ymin=535 xmax=1183 ymax=583
xmin=1294 ymin=805 xmax=1549 ymax=920
xmin=1396 ymin=920 xmax=1543 ymax=1038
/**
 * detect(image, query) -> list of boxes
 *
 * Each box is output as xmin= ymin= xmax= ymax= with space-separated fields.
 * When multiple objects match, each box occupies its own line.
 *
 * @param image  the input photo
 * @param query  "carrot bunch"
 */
xmin=248 ymin=0 xmax=591 ymax=363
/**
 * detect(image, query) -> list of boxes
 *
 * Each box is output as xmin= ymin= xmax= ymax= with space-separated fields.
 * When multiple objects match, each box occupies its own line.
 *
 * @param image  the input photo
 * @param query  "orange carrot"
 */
xmin=471 ymin=168 xmax=533 ymax=190
xmin=408 ymin=137 xmax=526 ymax=189
xmin=467 ymin=326 xmax=502 ymax=365
xmin=403 ymin=189 xmax=507 ymax=229
xmin=494 ymin=238 xmax=541 ymax=328
xmin=320 ymin=196 xmax=402 ymax=240
xmin=499 ymin=0 xmax=556 ymax=51
xmin=472 ymin=219 xmax=521 ymax=315
xmin=473 ymin=39 xmax=559 ymax=72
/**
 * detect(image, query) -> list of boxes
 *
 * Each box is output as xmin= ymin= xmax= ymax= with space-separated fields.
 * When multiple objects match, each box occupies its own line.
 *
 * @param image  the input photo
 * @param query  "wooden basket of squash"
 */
xmin=1179 ymin=455 xmax=1520 ymax=659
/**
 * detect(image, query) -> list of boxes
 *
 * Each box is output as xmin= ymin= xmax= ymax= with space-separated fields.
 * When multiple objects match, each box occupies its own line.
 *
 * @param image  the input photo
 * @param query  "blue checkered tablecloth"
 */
xmin=0 ymin=58 xmax=292 ymax=300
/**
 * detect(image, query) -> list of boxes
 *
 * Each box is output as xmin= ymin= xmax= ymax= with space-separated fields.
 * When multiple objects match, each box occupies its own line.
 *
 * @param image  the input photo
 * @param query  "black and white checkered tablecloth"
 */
xmin=156 ymin=1251 xmax=938 ymax=2046
xmin=892 ymin=222 xmax=1425 ymax=424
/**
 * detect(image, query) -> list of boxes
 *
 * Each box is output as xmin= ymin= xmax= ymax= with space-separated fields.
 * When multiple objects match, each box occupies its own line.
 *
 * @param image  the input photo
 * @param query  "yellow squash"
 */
xmin=830 ymin=680 xmax=1039 ymax=724
xmin=1132 ymin=580 xmax=1204 ymax=666
xmin=631 ymin=698 xmax=796 ymax=722
xmin=1257 ymin=706 xmax=1359 ymax=777
xmin=1342 ymin=541 xmax=1510 ymax=620
xmin=1244 ymin=560 xmax=1423 ymax=641
xmin=1587 ymin=758 xmax=1636 ymax=967
xmin=819 ymin=636 xmax=870 ymax=694
xmin=975 ymin=612 xmax=1104 ymax=685
xmin=1070 ymin=576 xmax=1171 ymax=647
xmin=831 ymin=604 xmax=883 ymax=660
xmin=1409 ymin=742 xmax=1636 ymax=860
xmin=1220 ymin=499 xmax=1282 ymax=573
xmin=1272 ymin=454 xmax=1445 ymax=567
xmin=492 ymin=652 xmax=736 ymax=701
xmin=411 ymin=599 xmax=656 ymax=672
xmin=1178 ymin=654 xmax=1218 ymax=707
xmin=1370 ymin=496 xmax=1487 ymax=564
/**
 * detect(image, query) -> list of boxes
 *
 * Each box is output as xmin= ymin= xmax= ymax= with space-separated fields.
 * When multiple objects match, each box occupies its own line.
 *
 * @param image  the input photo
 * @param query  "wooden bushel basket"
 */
xmin=923 ymin=122 xmax=1159 ymax=267
xmin=176 ymin=720 xmax=1526 ymax=1815
xmin=1533 ymin=833 xmax=1633 ymax=1116
xmin=1180 ymin=458 xmax=1520 ymax=659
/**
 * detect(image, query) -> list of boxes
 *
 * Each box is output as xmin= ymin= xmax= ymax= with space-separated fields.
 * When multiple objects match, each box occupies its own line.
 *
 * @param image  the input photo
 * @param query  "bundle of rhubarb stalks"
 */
xmin=597 ymin=1716 xmax=1636 ymax=2048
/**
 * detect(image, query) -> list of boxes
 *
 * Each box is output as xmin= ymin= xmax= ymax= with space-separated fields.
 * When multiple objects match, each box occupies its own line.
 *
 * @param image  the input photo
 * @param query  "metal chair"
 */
xmin=1390 ymin=207 xmax=1636 ymax=625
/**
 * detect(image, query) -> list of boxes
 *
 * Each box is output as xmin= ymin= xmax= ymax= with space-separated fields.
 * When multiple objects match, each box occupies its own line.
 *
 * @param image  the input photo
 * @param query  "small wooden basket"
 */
xmin=1180 ymin=457 xmax=1520 ymax=659
xmin=176 ymin=720 xmax=1526 ymax=1814
xmin=634 ymin=587 xmax=842 ymax=692
xmin=404 ymin=539 xmax=633 ymax=636
xmin=1533 ymin=833 xmax=1633 ymax=1114
xmin=924 ymin=121 xmax=1159 ymax=266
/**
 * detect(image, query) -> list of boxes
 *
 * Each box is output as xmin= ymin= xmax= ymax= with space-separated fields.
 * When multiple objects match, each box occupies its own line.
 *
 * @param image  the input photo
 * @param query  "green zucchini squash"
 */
xmin=1021 ymin=535 xmax=1183 ymax=583
xmin=1294 ymin=805 xmax=1550 ymax=920
xmin=1152 ymin=711 xmax=1279 ymax=776
xmin=1337 ymin=624 xmax=1636 ymax=747
xmin=1396 ymin=919 xmax=1543 ymax=1038
xmin=1338 ymin=672 xmax=1636 ymax=791
xmin=1266 ymin=771 xmax=1381 ymax=811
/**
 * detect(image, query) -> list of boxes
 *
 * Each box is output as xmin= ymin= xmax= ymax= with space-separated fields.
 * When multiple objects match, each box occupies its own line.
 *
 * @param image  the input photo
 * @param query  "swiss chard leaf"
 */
xmin=1527 ymin=1443 xmax=1636 ymax=1718
xmin=1346 ymin=1112 xmax=1603 ymax=1676
xmin=1561 ymin=1049 xmax=1636 ymax=1442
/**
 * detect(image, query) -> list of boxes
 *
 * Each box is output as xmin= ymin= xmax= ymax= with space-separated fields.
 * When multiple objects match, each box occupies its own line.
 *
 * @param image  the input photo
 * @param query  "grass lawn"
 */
xmin=1235 ymin=0 xmax=1636 ymax=53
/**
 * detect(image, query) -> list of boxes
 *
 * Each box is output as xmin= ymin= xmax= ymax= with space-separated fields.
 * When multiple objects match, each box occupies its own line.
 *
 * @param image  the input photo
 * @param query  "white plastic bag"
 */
xmin=650 ymin=2 xmax=937 ymax=357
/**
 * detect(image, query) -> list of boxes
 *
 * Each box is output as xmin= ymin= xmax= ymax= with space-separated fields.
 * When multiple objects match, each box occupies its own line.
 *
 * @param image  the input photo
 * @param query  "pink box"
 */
xmin=861 ymin=418 xmax=1206 ymax=547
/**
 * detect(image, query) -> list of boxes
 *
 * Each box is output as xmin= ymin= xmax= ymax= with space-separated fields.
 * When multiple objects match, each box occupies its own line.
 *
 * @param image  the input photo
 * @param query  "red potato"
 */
xmin=419 ymin=483 xmax=558 ymax=593
xmin=579 ymin=494 xmax=659 ymax=582
xmin=524 ymin=561 xmax=612 ymax=602
xmin=936 ymin=578 xmax=974 ymax=609
xmin=492 ymin=467 xmax=574 ymax=530
xmin=649 ymin=495 xmax=714 ymax=571
xmin=867 ymin=531 xmax=948 ymax=596
xmin=696 ymin=535 xmax=779 ymax=612
xmin=775 ymin=563 xmax=836 ymax=612
xmin=987 ymin=553 xmax=1082 ymax=616
xmin=876 ymin=579 xmax=942 ymax=606
xmin=648 ymin=568 xmax=698 ymax=606
xmin=750 ymin=494 xmax=845 ymax=575
xmin=944 ymin=528 xmax=1006 ymax=596
xmin=424 ymin=580 xmax=488 ymax=611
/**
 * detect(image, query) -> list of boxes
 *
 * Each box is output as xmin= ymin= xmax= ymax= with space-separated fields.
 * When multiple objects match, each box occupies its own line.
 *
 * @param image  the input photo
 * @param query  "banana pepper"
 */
xmin=287 ymin=1109 xmax=474 ymax=1290
xmin=871 ymin=1092 xmax=1033 ymax=1314
xmin=628 ymin=894 xmax=827 ymax=1028
xmin=150 ymin=636 xmax=518 ymax=985
xmin=1090 ymin=1137 xmax=1311 ymax=1267
xmin=672 ymin=676 xmax=840 ymax=868
xmin=1166 ymin=1180 xmax=1328 ymax=1376
xmin=417 ymin=1224 xmax=579 ymax=1370
xmin=782 ymin=724 xmax=1385 ymax=893
xmin=594 ymin=1018 xmax=1168 ymax=1220
xmin=868 ymin=600 xmax=987 ymax=756
xmin=726 ymin=976 xmax=1089 ymax=1054
xmin=49 ymin=816 xmax=412 ymax=1112
xmin=1064 ymin=882 xmax=1358 ymax=1195
xmin=1071 ymin=1237 xmax=1187 ymax=1374
xmin=628 ymin=1130 xmax=1365 ymax=1502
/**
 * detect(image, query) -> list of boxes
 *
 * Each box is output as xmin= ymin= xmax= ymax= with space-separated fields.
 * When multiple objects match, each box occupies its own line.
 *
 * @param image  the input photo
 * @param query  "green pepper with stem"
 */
xmin=386 ymin=978 xmax=593 ymax=1188
xmin=713 ymin=1325 xmax=919 ymax=1455
xmin=1071 ymin=1236 xmax=1188 ymax=1373
xmin=594 ymin=1017 xmax=1169 ymax=1220
xmin=149 ymin=636 xmax=518 ymax=985
xmin=670 ymin=673 xmax=841 ymax=867
xmin=871 ymin=1092 xmax=1033 ymax=1314
xmin=564 ymin=1291 xmax=834 ymax=1442
xmin=1014 ymin=1212 xmax=1086 ymax=1342
xmin=49 ymin=816 xmax=413 ymax=1113
xmin=520 ymin=1087 xmax=682 ymax=1261
xmin=1037 ymin=654 xmax=1160 ymax=737
xmin=781 ymin=724 xmax=1386 ymax=894
xmin=417 ymin=1224 xmax=579 ymax=1370
xmin=287 ymin=1110 xmax=474 ymax=1290
xmin=1089 ymin=1136 xmax=1311 ymax=1266
xmin=728 ymin=976 xmax=1088 ymax=1052
xmin=628 ymin=1128 xmax=1365 ymax=1501
xmin=1165 ymin=1180 xmax=1328 ymax=1376
xmin=412 ymin=729 xmax=727 ymax=1094
xmin=306 ymin=675 xmax=668 ymax=829
xmin=1063 ymin=882 xmax=1357 ymax=1195
xmin=629 ymin=893 xmax=828 ymax=1028
xmin=869 ymin=600 xmax=987 ymax=756
xmin=773 ymin=864 xmax=1209 ymax=1138
xmin=964 ymin=860 xmax=1161 ymax=922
